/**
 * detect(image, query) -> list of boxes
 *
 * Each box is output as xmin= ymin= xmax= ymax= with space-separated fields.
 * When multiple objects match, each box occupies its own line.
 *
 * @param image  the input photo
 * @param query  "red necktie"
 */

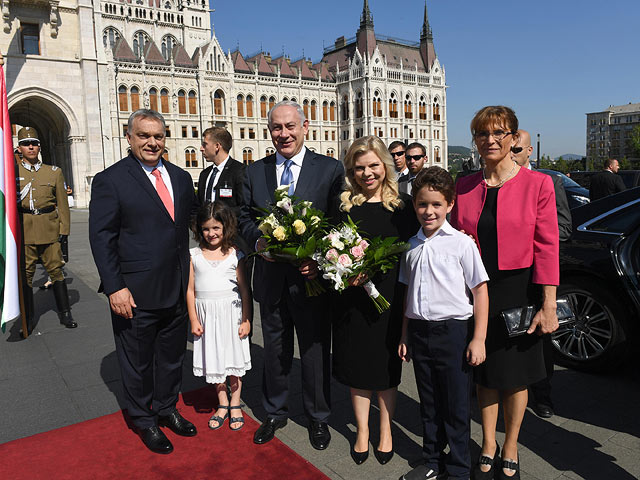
xmin=151 ymin=168 xmax=174 ymax=220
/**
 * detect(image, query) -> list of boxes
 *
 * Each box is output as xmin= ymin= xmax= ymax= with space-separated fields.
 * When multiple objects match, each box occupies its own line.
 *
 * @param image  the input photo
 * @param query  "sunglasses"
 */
xmin=20 ymin=140 xmax=40 ymax=147
xmin=406 ymin=154 xmax=424 ymax=162
xmin=390 ymin=151 xmax=405 ymax=157
xmin=511 ymin=146 xmax=524 ymax=154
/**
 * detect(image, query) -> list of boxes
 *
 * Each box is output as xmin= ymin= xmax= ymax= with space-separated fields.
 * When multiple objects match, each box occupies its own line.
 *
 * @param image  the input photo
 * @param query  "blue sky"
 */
xmin=211 ymin=0 xmax=640 ymax=158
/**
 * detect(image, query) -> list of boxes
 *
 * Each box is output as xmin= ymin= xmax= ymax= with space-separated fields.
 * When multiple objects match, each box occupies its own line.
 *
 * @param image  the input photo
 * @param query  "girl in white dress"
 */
xmin=187 ymin=202 xmax=252 ymax=431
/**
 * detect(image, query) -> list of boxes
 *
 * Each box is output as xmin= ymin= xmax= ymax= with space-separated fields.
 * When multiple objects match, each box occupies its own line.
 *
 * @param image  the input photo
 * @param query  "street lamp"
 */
xmin=537 ymin=133 xmax=541 ymax=164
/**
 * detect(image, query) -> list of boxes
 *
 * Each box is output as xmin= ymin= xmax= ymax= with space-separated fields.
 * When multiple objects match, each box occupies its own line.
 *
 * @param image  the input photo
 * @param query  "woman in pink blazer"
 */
xmin=450 ymin=106 xmax=559 ymax=480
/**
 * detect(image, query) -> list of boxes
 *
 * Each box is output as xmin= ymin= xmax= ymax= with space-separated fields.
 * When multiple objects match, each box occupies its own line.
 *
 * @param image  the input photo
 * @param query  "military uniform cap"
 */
xmin=18 ymin=127 xmax=39 ymax=143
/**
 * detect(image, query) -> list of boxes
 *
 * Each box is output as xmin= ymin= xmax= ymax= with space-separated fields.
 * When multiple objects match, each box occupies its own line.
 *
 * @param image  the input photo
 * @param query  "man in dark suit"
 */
xmin=398 ymin=142 xmax=427 ymax=195
xmin=197 ymin=126 xmax=245 ymax=215
xmin=89 ymin=109 xmax=198 ymax=454
xmin=238 ymin=101 xmax=344 ymax=449
xmin=589 ymin=158 xmax=626 ymax=201
xmin=512 ymin=129 xmax=572 ymax=419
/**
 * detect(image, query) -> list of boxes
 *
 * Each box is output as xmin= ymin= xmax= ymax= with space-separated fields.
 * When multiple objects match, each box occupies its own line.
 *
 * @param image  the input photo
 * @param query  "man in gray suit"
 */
xmin=512 ymin=129 xmax=571 ymax=419
xmin=238 ymin=101 xmax=344 ymax=449
xmin=398 ymin=142 xmax=427 ymax=195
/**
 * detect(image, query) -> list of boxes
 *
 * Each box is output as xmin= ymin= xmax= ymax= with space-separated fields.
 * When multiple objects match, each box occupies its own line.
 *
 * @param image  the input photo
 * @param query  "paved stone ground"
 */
xmin=1 ymin=210 xmax=639 ymax=480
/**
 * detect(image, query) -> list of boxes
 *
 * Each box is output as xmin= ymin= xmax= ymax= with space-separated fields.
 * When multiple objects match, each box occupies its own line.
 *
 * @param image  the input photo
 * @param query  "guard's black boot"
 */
xmin=52 ymin=280 xmax=77 ymax=328
xmin=23 ymin=286 xmax=35 ymax=336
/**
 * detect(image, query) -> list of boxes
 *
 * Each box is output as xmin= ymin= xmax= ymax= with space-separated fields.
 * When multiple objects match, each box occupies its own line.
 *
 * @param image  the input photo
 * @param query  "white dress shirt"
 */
xmin=137 ymin=158 xmax=174 ymax=202
xmin=275 ymin=147 xmax=306 ymax=190
xmin=399 ymin=221 xmax=489 ymax=321
xmin=396 ymin=167 xmax=409 ymax=179
xmin=204 ymin=155 xmax=229 ymax=201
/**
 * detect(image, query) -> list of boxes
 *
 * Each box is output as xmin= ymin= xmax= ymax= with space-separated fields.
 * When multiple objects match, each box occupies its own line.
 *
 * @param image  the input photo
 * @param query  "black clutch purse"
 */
xmin=501 ymin=297 xmax=574 ymax=337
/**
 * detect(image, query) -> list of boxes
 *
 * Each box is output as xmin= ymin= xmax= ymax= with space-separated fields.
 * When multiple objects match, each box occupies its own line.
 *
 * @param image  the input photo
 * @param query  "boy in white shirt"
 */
xmin=398 ymin=167 xmax=489 ymax=480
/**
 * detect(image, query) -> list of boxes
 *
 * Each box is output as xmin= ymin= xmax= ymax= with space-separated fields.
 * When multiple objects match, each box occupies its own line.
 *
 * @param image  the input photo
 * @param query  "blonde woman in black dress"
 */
xmin=332 ymin=136 xmax=418 ymax=465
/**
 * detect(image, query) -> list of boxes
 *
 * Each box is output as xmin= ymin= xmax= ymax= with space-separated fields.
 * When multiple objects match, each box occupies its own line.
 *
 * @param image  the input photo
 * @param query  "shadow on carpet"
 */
xmin=0 ymin=386 xmax=328 ymax=480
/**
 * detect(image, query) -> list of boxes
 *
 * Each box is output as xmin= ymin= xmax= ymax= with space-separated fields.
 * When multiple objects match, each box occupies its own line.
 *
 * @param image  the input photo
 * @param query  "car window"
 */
xmin=586 ymin=201 xmax=640 ymax=234
xmin=537 ymin=169 xmax=582 ymax=189
xmin=618 ymin=172 xmax=639 ymax=189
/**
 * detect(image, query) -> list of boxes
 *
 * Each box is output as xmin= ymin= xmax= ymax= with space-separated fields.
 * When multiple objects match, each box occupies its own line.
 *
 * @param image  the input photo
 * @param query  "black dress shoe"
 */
xmin=374 ymin=448 xmax=394 ymax=465
xmin=350 ymin=444 xmax=369 ymax=465
xmin=308 ymin=421 xmax=331 ymax=450
xmin=158 ymin=411 xmax=197 ymax=437
xmin=532 ymin=402 xmax=554 ymax=418
xmin=137 ymin=426 xmax=173 ymax=454
xmin=253 ymin=417 xmax=287 ymax=444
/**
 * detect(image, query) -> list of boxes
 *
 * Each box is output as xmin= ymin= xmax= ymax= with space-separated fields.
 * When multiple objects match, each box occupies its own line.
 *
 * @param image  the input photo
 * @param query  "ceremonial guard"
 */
xmin=16 ymin=127 xmax=77 ymax=329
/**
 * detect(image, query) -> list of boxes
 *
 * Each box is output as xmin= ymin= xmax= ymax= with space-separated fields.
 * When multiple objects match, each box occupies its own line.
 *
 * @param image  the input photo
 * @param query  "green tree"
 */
xmin=555 ymin=157 xmax=569 ymax=174
xmin=619 ymin=156 xmax=631 ymax=170
xmin=631 ymin=125 xmax=640 ymax=158
xmin=538 ymin=155 xmax=553 ymax=169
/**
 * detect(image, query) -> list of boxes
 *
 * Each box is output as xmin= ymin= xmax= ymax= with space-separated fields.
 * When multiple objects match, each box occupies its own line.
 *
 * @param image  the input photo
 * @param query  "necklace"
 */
xmin=483 ymin=161 xmax=517 ymax=188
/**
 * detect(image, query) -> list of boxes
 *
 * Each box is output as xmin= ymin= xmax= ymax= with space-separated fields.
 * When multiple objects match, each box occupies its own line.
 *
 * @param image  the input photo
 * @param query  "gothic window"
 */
xmin=404 ymin=94 xmax=413 ymax=119
xmin=355 ymin=92 xmax=363 ymax=119
xmin=102 ymin=27 xmax=121 ymax=50
xmin=130 ymin=86 xmax=140 ymax=111
xmin=188 ymin=90 xmax=197 ymax=114
xmin=242 ymin=148 xmax=253 ymax=165
xmin=330 ymin=101 xmax=336 ymax=122
xmin=132 ymin=31 xmax=149 ymax=60
xmin=433 ymin=98 xmax=440 ymax=121
xmin=236 ymin=94 xmax=245 ymax=117
xmin=389 ymin=93 xmax=398 ymax=119
xmin=269 ymin=96 xmax=276 ymax=111
xmin=160 ymin=88 xmax=170 ymax=113
xmin=246 ymin=95 xmax=254 ymax=117
xmin=303 ymin=100 xmax=309 ymax=119
xmin=372 ymin=91 xmax=382 ymax=117
xmin=326 ymin=148 xmax=335 ymax=158
xmin=214 ymin=90 xmax=224 ymax=116
xmin=185 ymin=148 xmax=198 ymax=168
xmin=175 ymin=90 xmax=186 ymax=114
xmin=149 ymin=88 xmax=158 ymax=112
xmin=341 ymin=95 xmax=349 ymax=121
xmin=118 ymin=85 xmax=128 ymax=111
xmin=434 ymin=147 xmax=441 ymax=163
xmin=164 ymin=1 xmax=171 ymax=8
xmin=20 ymin=23 xmax=39 ymax=55
xmin=419 ymin=96 xmax=427 ymax=120
xmin=265 ymin=147 xmax=275 ymax=156
xmin=162 ymin=35 xmax=177 ymax=61
xmin=260 ymin=96 xmax=267 ymax=118
xmin=310 ymin=100 xmax=317 ymax=121
xmin=322 ymin=101 xmax=328 ymax=121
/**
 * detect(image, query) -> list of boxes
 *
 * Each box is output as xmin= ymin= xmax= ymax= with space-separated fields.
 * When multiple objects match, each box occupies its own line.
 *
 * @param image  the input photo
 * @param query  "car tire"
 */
xmin=552 ymin=280 xmax=629 ymax=372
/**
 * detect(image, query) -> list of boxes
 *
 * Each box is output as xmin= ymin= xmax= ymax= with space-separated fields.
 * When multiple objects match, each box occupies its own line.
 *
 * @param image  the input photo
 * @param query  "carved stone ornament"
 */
xmin=2 ymin=0 xmax=10 ymax=34
xmin=50 ymin=0 xmax=59 ymax=37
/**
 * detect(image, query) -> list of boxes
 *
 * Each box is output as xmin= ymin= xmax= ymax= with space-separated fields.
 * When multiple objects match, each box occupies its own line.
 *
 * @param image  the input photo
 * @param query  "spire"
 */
xmin=360 ymin=0 xmax=374 ymax=29
xmin=421 ymin=1 xmax=432 ymax=40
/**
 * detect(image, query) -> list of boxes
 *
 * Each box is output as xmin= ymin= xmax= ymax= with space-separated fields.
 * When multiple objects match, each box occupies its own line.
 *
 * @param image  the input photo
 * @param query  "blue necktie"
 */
xmin=281 ymin=159 xmax=294 ymax=195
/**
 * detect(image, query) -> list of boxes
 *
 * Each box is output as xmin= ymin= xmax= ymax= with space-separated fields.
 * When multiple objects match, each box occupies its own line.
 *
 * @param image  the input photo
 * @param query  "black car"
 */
xmin=618 ymin=170 xmax=640 ymax=189
xmin=536 ymin=168 xmax=590 ymax=209
xmin=554 ymin=187 xmax=640 ymax=371
xmin=568 ymin=170 xmax=597 ymax=189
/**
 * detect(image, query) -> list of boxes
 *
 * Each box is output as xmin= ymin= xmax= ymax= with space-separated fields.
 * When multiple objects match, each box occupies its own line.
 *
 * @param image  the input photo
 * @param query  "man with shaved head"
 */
xmin=511 ymin=129 xmax=570 ymax=419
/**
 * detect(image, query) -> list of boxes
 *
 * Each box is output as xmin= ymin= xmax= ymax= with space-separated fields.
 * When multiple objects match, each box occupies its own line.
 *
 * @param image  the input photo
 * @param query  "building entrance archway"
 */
xmin=9 ymin=96 xmax=74 ymax=190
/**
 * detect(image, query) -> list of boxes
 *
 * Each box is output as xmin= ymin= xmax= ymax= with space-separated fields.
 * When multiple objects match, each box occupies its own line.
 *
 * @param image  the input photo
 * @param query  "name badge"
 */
xmin=219 ymin=188 xmax=233 ymax=198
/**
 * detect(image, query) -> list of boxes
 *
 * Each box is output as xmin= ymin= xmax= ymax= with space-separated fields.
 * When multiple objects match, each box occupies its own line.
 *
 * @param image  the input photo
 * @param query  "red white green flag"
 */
xmin=0 ymin=64 xmax=20 ymax=331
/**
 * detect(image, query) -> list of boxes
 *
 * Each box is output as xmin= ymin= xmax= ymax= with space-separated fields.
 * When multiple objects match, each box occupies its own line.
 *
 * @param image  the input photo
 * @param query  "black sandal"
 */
xmin=208 ymin=405 xmax=230 ymax=430
xmin=472 ymin=442 xmax=500 ymax=480
xmin=229 ymin=404 xmax=246 ymax=431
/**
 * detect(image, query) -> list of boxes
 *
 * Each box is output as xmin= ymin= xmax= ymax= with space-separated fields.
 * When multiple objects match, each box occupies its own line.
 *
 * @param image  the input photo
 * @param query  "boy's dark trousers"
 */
xmin=409 ymin=318 xmax=472 ymax=480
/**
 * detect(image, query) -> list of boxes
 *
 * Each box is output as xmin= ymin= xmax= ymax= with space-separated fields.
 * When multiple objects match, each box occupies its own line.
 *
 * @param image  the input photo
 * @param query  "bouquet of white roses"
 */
xmin=254 ymin=185 xmax=327 ymax=296
xmin=313 ymin=217 xmax=409 ymax=313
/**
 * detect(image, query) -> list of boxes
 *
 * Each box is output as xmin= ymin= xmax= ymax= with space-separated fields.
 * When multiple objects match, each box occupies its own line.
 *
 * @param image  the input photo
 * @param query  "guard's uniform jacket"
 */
xmin=17 ymin=159 xmax=70 ymax=286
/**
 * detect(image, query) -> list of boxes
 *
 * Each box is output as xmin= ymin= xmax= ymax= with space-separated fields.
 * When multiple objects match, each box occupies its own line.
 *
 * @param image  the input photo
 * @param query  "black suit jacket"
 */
xmin=238 ymin=149 xmax=344 ymax=305
xmin=197 ymin=157 xmax=246 ymax=214
xmin=89 ymin=154 xmax=197 ymax=309
xmin=589 ymin=170 xmax=626 ymax=201
xmin=551 ymin=175 xmax=572 ymax=242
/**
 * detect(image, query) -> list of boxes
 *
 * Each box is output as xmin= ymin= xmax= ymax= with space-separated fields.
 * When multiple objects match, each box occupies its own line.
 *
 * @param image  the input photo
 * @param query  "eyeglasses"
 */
xmin=390 ymin=151 xmax=405 ymax=157
xmin=19 ymin=140 xmax=40 ymax=147
xmin=473 ymin=130 xmax=513 ymax=142
xmin=406 ymin=154 xmax=424 ymax=162
xmin=511 ymin=146 xmax=524 ymax=154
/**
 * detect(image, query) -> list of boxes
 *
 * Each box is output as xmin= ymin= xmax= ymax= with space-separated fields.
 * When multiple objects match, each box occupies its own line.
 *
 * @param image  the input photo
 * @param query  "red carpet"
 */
xmin=0 ymin=387 xmax=329 ymax=480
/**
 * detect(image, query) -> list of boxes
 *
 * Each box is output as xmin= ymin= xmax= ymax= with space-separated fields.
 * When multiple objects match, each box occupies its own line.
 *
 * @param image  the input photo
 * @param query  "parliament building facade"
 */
xmin=1 ymin=0 xmax=447 ymax=207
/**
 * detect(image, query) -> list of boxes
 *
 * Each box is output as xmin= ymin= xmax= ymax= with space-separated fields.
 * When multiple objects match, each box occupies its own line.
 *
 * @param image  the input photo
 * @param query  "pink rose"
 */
xmin=350 ymin=245 xmax=364 ymax=259
xmin=359 ymin=239 xmax=370 ymax=250
xmin=338 ymin=254 xmax=353 ymax=267
xmin=325 ymin=248 xmax=339 ymax=261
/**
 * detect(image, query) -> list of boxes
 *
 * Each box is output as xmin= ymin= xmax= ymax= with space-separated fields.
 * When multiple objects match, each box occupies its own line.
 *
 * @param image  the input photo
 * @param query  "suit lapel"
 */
xmin=294 ymin=149 xmax=316 ymax=199
xmin=264 ymin=155 xmax=277 ymax=203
